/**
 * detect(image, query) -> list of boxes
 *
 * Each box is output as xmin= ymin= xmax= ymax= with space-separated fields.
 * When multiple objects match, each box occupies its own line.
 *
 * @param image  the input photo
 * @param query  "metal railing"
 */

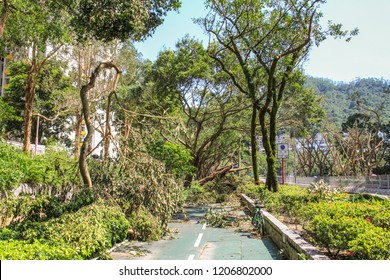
xmin=285 ymin=175 xmax=390 ymax=189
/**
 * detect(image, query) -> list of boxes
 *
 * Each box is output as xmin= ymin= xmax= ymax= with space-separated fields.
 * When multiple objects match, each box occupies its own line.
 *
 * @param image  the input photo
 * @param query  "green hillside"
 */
xmin=305 ymin=77 xmax=390 ymax=127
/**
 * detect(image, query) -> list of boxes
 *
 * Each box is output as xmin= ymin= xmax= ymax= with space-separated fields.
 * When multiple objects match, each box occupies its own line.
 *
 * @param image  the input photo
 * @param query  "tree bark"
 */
xmin=103 ymin=72 xmax=119 ymax=161
xmin=250 ymin=102 xmax=260 ymax=184
xmin=79 ymin=62 xmax=121 ymax=189
xmin=74 ymin=112 xmax=83 ymax=158
xmin=0 ymin=0 xmax=10 ymax=38
xmin=198 ymin=164 xmax=233 ymax=186
xmin=103 ymin=92 xmax=113 ymax=161
xmin=23 ymin=65 xmax=38 ymax=153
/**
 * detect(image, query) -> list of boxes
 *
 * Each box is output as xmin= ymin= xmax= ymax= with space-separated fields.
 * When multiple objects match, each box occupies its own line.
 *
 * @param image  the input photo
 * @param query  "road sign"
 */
xmin=278 ymin=143 xmax=289 ymax=159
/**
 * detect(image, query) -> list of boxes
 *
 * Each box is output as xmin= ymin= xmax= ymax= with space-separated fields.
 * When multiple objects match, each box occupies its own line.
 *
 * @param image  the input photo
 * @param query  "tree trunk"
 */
xmin=74 ymin=112 xmax=83 ymax=158
xmin=78 ymin=62 xmax=121 ymax=189
xmin=0 ymin=1 xmax=10 ymax=38
xmin=79 ymin=85 xmax=93 ymax=189
xmin=23 ymin=97 xmax=33 ymax=152
xmin=198 ymin=164 xmax=233 ymax=186
xmin=103 ymin=92 xmax=114 ymax=161
xmin=250 ymin=102 xmax=260 ymax=184
xmin=259 ymin=106 xmax=279 ymax=192
xmin=23 ymin=70 xmax=37 ymax=152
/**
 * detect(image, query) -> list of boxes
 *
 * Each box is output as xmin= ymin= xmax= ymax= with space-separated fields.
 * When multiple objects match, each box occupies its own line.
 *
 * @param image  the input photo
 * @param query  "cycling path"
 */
xmin=110 ymin=206 xmax=282 ymax=260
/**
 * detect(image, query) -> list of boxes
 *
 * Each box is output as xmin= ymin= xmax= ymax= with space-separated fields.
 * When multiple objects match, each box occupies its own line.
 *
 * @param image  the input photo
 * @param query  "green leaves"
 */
xmin=0 ymin=200 xmax=129 ymax=260
xmin=62 ymin=0 xmax=181 ymax=42
xmin=247 ymin=184 xmax=390 ymax=259
xmin=147 ymin=140 xmax=195 ymax=178
xmin=0 ymin=142 xmax=78 ymax=194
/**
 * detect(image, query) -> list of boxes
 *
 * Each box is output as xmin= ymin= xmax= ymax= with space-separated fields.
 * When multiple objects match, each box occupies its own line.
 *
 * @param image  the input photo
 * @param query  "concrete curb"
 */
xmin=241 ymin=194 xmax=329 ymax=260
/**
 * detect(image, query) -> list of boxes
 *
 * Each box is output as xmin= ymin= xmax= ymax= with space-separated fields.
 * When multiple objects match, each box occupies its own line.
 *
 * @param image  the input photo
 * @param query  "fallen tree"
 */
xmin=198 ymin=164 xmax=234 ymax=186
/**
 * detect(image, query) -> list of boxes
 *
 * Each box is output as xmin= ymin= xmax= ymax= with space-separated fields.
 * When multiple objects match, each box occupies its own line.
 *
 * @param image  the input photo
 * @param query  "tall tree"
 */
xmin=79 ymin=61 xmax=121 ymax=189
xmin=3 ymin=1 xmax=70 ymax=152
xmin=199 ymin=0 xmax=357 ymax=191
xmin=144 ymin=37 xmax=249 ymax=185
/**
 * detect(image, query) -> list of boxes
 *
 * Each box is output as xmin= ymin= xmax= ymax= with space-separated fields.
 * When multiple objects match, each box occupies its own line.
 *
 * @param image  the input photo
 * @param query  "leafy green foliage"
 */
xmin=0 ymin=239 xmax=81 ymax=260
xmin=61 ymin=0 xmax=181 ymax=42
xmin=127 ymin=206 xmax=163 ymax=242
xmin=4 ymin=59 xmax=75 ymax=143
xmin=308 ymin=215 xmax=367 ymax=256
xmin=0 ymin=189 xmax=95 ymax=228
xmin=241 ymin=184 xmax=390 ymax=259
xmin=0 ymin=199 xmax=129 ymax=260
xmin=89 ymin=148 xmax=183 ymax=230
xmin=0 ymin=143 xmax=78 ymax=194
xmin=14 ymin=200 xmax=129 ymax=259
xmin=349 ymin=227 xmax=390 ymax=260
xmin=306 ymin=77 xmax=390 ymax=127
xmin=145 ymin=36 xmax=249 ymax=181
xmin=183 ymin=183 xmax=214 ymax=205
xmin=147 ymin=140 xmax=195 ymax=178
xmin=202 ymin=209 xmax=239 ymax=228
xmin=0 ymin=144 xmax=25 ymax=193
xmin=0 ymin=97 xmax=21 ymax=136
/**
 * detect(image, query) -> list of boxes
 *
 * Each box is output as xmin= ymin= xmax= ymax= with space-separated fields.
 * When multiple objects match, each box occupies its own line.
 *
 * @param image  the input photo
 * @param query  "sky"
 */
xmin=134 ymin=0 xmax=390 ymax=83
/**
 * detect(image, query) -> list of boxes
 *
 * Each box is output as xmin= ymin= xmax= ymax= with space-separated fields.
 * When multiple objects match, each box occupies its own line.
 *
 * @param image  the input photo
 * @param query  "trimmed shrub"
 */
xmin=349 ymin=227 xmax=390 ymax=260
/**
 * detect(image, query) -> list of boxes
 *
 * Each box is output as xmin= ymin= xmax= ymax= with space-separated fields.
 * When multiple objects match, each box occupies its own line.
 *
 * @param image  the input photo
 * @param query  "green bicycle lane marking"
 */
xmin=111 ymin=206 xmax=282 ymax=260
xmin=139 ymin=222 xmax=281 ymax=260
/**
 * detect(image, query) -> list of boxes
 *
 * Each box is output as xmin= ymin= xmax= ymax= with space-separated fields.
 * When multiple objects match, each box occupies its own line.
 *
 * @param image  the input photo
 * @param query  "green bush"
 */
xmin=127 ymin=207 xmax=163 ymax=242
xmin=261 ymin=185 xmax=307 ymax=216
xmin=0 ymin=190 xmax=95 ymax=227
xmin=244 ymin=184 xmax=390 ymax=260
xmin=0 ymin=239 xmax=81 ymax=260
xmin=308 ymin=215 xmax=367 ymax=257
xmin=0 ymin=195 xmax=60 ymax=226
xmin=14 ymin=200 xmax=129 ymax=259
xmin=183 ymin=183 xmax=215 ymax=205
xmin=349 ymin=227 xmax=390 ymax=260
xmin=0 ymin=143 xmax=78 ymax=194
xmin=0 ymin=144 xmax=26 ymax=193
xmin=90 ymin=156 xmax=182 ymax=230
xmin=147 ymin=140 xmax=196 ymax=178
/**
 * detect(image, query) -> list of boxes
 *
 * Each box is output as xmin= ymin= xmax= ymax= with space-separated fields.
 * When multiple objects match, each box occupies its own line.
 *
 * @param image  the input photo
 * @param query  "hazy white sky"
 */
xmin=134 ymin=0 xmax=390 ymax=82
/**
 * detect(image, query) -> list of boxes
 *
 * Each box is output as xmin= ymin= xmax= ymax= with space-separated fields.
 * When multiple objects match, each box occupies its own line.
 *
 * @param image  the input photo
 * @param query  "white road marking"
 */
xmin=202 ymin=223 xmax=207 ymax=230
xmin=188 ymin=254 xmax=195 ymax=260
xmin=194 ymin=233 xmax=204 ymax=248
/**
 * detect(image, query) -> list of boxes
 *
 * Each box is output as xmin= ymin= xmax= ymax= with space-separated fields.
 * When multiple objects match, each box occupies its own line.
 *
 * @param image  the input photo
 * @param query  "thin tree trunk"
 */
xmin=79 ymin=85 xmax=93 ymax=189
xmin=103 ymin=92 xmax=114 ymax=160
xmin=23 ymin=68 xmax=37 ymax=152
xmin=0 ymin=1 xmax=10 ymax=38
xmin=250 ymin=102 xmax=260 ymax=184
xmin=79 ymin=62 xmax=121 ymax=189
xmin=74 ymin=112 xmax=83 ymax=157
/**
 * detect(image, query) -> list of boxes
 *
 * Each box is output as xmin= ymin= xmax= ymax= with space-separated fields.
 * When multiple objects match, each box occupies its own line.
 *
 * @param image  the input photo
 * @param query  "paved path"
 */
xmin=111 ymin=206 xmax=282 ymax=260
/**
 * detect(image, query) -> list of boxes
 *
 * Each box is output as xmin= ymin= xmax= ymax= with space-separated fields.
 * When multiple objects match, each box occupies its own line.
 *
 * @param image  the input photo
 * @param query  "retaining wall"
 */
xmin=241 ymin=194 xmax=329 ymax=260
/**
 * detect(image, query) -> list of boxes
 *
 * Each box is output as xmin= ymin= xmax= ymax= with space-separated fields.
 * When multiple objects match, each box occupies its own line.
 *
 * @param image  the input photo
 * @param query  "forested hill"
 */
xmin=305 ymin=77 xmax=390 ymax=127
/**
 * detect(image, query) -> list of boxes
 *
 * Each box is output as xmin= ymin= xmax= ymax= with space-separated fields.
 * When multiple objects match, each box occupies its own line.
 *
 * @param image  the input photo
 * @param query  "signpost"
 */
xmin=278 ymin=143 xmax=289 ymax=185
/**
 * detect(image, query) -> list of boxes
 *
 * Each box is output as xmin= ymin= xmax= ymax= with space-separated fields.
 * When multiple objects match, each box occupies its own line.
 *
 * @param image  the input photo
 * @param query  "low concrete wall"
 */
xmin=241 ymin=194 xmax=329 ymax=260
